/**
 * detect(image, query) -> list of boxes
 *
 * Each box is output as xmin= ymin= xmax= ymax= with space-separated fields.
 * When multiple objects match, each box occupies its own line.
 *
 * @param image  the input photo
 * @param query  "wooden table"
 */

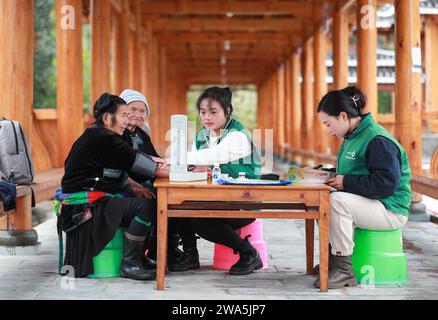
xmin=154 ymin=179 xmax=332 ymax=292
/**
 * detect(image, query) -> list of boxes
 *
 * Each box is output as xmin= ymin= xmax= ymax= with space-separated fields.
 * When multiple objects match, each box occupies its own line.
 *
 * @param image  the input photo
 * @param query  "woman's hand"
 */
xmin=326 ymin=175 xmax=344 ymax=190
xmin=132 ymin=185 xmax=156 ymax=199
xmin=152 ymin=156 xmax=169 ymax=170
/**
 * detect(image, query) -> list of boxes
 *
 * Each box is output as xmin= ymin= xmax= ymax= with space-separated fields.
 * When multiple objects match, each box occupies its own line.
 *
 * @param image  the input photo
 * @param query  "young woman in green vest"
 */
xmin=170 ymin=86 xmax=264 ymax=275
xmin=312 ymin=86 xmax=411 ymax=289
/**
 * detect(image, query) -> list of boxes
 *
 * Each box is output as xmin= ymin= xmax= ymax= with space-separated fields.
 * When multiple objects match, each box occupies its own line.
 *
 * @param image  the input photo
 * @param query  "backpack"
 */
xmin=0 ymin=119 xmax=34 ymax=184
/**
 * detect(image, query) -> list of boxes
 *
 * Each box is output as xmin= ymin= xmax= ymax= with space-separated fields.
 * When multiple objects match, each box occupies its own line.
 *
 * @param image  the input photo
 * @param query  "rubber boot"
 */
xmin=229 ymin=235 xmax=263 ymax=276
xmin=167 ymin=240 xmax=200 ymax=272
xmin=120 ymin=232 xmax=156 ymax=281
xmin=313 ymin=255 xmax=358 ymax=289
xmin=144 ymin=231 xmax=184 ymax=270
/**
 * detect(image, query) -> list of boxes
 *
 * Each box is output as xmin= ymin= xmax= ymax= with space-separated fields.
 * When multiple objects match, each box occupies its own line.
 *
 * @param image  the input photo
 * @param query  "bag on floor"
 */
xmin=0 ymin=119 xmax=34 ymax=184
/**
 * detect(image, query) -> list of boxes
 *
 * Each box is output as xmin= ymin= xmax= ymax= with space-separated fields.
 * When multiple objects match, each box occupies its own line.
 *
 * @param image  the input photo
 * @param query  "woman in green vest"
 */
xmin=170 ymin=86 xmax=264 ymax=276
xmin=312 ymin=86 xmax=411 ymax=289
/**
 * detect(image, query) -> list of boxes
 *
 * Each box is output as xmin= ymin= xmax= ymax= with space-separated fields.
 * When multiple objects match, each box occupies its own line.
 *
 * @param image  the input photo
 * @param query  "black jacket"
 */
xmin=62 ymin=127 xmax=135 ymax=194
xmin=343 ymin=135 xmax=402 ymax=199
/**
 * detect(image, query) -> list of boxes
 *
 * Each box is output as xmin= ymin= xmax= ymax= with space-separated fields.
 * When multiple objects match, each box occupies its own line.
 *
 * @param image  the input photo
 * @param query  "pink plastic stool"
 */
xmin=213 ymin=219 xmax=268 ymax=270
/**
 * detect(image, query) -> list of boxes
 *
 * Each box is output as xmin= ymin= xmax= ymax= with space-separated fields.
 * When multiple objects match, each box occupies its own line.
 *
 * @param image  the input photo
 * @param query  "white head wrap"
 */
xmin=120 ymin=89 xmax=150 ymax=116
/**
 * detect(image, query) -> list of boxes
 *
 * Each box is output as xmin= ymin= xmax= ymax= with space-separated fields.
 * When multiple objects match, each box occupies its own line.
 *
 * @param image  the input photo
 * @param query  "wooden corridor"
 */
xmin=1 ymin=0 xmax=438 ymax=244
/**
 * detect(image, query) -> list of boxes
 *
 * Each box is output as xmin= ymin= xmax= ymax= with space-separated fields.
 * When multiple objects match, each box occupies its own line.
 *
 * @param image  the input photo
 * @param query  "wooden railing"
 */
xmin=277 ymin=143 xmax=438 ymax=202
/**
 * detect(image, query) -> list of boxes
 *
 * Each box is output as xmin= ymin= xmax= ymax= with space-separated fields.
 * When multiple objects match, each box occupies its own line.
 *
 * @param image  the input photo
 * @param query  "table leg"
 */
xmin=156 ymin=188 xmax=168 ymax=290
xmin=305 ymin=219 xmax=314 ymax=275
xmin=318 ymin=191 xmax=330 ymax=292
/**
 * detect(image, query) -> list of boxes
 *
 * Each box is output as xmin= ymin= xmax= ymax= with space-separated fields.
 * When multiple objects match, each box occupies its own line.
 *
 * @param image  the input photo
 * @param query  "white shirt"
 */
xmin=187 ymin=131 xmax=252 ymax=166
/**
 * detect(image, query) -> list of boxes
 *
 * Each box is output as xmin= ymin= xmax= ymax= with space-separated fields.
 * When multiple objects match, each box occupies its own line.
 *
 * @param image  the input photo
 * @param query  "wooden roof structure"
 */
xmin=2 ymin=0 xmax=438 ymax=260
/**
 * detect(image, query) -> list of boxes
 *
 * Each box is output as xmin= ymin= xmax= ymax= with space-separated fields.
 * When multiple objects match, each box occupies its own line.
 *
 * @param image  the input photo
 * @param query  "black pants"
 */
xmin=175 ymin=218 xmax=255 ymax=251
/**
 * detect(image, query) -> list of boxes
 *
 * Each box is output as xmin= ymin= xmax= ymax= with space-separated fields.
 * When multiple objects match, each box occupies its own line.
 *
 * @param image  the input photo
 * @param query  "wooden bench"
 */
xmin=0 ymin=168 xmax=63 ymax=245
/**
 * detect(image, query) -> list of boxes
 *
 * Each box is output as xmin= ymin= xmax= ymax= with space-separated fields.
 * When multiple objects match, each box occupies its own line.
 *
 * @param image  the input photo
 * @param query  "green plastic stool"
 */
xmin=352 ymin=228 xmax=407 ymax=285
xmin=88 ymin=228 xmax=124 ymax=278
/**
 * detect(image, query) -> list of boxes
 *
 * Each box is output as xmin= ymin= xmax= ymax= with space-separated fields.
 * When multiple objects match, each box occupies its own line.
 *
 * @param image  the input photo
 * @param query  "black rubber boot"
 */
xmin=142 ymin=256 xmax=157 ymax=270
xmin=312 ymin=244 xmax=334 ymax=276
xmin=145 ymin=231 xmax=184 ymax=270
xmin=229 ymin=235 xmax=263 ymax=276
xmin=313 ymin=255 xmax=358 ymax=289
xmin=120 ymin=232 xmax=156 ymax=281
xmin=167 ymin=241 xmax=200 ymax=272
xmin=167 ymin=232 xmax=184 ymax=267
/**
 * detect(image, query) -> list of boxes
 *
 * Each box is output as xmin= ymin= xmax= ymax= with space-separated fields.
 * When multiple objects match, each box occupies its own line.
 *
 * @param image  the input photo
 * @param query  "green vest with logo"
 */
xmin=195 ymin=119 xmax=262 ymax=179
xmin=336 ymin=114 xmax=412 ymax=216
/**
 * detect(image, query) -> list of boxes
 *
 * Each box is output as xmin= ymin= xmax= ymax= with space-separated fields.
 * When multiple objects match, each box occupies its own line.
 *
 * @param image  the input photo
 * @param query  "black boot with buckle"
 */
xmin=120 ymin=232 xmax=156 ymax=281
xmin=313 ymin=254 xmax=358 ymax=289
xmin=229 ymin=235 xmax=263 ymax=276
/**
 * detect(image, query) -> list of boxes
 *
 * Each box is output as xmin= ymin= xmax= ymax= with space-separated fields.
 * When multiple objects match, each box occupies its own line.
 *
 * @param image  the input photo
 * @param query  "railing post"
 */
xmin=0 ymin=1 xmax=38 ymax=251
xmin=395 ymin=0 xmax=428 ymax=221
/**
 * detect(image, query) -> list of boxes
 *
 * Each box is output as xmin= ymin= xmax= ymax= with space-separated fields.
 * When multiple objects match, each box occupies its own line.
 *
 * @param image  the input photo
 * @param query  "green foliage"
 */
xmin=34 ymin=1 xmax=92 ymax=112
xmin=378 ymin=91 xmax=393 ymax=114
xmin=187 ymin=84 xmax=258 ymax=130
xmin=34 ymin=0 xmax=57 ymax=109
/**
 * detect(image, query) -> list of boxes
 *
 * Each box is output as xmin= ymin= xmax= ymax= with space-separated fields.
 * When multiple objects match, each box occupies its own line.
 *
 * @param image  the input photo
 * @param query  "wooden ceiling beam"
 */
xmin=136 ymin=0 xmax=313 ymax=20
xmin=150 ymin=18 xmax=303 ymax=32
xmin=182 ymin=74 xmax=261 ymax=84
xmin=156 ymin=31 xmax=292 ymax=43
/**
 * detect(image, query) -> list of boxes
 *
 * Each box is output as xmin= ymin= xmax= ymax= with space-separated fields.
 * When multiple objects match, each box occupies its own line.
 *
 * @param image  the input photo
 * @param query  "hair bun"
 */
xmin=341 ymin=86 xmax=366 ymax=112
xmin=94 ymin=92 xmax=114 ymax=119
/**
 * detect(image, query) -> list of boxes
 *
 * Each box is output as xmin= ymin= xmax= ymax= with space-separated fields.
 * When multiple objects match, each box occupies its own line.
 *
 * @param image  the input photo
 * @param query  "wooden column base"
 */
xmin=0 ymin=229 xmax=38 ymax=246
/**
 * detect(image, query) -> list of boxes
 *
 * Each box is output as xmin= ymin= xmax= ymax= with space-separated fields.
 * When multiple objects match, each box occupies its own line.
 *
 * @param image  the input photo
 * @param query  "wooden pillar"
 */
xmin=301 ymin=38 xmax=314 ymax=158
xmin=291 ymin=51 xmax=302 ymax=155
xmin=159 ymin=46 xmax=167 ymax=149
xmin=272 ymin=70 xmax=280 ymax=153
xmin=332 ymin=2 xmax=350 ymax=154
xmin=113 ymin=0 xmax=130 ymax=94
xmin=314 ymin=26 xmax=328 ymax=155
xmin=0 ymin=0 xmax=34 ymax=142
xmin=140 ymin=42 xmax=149 ymax=96
xmin=357 ymin=0 xmax=378 ymax=116
xmin=394 ymin=0 xmax=422 ymax=183
xmin=277 ymin=64 xmax=286 ymax=154
xmin=284 ymin=58 xmax=292 ymax=160
xmin=333 ymin=3 xmax=349 ymax=90
xmin=129 ymin=11 xmax=141 ymax=91
xmin=0 ymin=1 xmax=38 ymax=245
xmin=91 ymin=0 xmax=111 ymax=106
xmin=56 ymin=0 xmax=84 ymax=166
xmin=147 ymin=25 xmax=160 ymax=146
xmin=424 ymin=16 xmax=438 ymax=131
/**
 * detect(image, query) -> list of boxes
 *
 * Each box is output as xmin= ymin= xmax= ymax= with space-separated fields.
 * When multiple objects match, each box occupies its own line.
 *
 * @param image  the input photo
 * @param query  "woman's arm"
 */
xmin=342 ymin=136 xmax=402 ymax=198
xmin=186 ymin=131 xmax=252 ymax=166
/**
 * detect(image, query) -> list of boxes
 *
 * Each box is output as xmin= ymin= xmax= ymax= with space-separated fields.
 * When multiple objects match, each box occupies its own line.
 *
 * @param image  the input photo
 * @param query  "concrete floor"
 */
xmin=1 ymin=209 xmax=438 ymax=300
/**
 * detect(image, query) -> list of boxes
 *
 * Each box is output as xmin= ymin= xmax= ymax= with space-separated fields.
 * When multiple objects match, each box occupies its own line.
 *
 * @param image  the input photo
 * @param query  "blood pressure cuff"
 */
xmin=130 ymin=151 xmax=158 ymax=179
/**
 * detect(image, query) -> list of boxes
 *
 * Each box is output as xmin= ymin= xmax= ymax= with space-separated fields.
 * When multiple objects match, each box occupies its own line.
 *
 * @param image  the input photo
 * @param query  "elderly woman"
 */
xmin=58 ymin=93 xmax=165 ymax=281
xmin=119 ymin=89 xmax=183 ymax=269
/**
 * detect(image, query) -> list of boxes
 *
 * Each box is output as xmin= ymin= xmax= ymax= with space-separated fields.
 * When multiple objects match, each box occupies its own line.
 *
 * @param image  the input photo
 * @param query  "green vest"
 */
xmin=336 ymin=114 xmax=412 ymax=216
xmin=195 ymin=119 xmax=262 ymax=179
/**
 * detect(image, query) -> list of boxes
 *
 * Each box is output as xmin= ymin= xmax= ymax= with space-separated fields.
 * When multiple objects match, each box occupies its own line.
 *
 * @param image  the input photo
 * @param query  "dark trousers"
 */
xmin=175 ymin=218 xmax=255 ymax=251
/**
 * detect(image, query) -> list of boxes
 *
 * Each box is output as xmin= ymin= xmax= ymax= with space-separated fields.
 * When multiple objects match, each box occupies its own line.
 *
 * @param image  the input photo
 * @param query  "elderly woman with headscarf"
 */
xmin=119 ymin=89 xmax=183 ymax=270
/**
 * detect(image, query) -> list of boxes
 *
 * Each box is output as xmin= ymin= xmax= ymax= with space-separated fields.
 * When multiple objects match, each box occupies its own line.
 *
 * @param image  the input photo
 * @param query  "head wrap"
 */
xmin=119 ymin=89 xmax=150 ymax=116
